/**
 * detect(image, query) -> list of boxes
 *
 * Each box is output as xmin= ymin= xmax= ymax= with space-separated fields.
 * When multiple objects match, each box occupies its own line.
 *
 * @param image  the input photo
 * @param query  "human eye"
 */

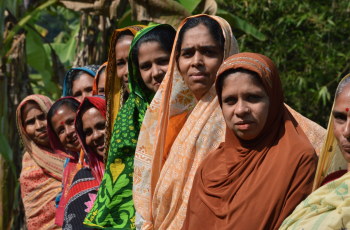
xmin=117 ymin=60 xmax=125 ymax=67
xmin=158 ymin=59 xmax=170 ymax=65
xmin=86 ymin=87 xmax=93 ymax=93
xmin=181 ymin=49 xmax=193 ymax=58
xmin=333 ymin=112 xmax=347 ymax=123
xmin=73 ymin=91 xmax=82 ymax=97
xmin=223 ymin=96 xmax=237 ymax=105
xmin=26 ymin=118 xmax=35 ymax=125
xmin=140 ymin=63 xmax=151 ymax=70
xmin=84 ymin=129 xmax=92 ymax=137
xmin=38 ymin=114 xmax=46 ymax=121
xmin=247 ymin=94 xmax=262 ymax=102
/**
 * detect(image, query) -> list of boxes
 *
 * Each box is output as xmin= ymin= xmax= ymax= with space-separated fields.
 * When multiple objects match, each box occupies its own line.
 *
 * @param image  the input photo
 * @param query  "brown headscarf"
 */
xmin=182 ymin=53 xmax=318 ymax=230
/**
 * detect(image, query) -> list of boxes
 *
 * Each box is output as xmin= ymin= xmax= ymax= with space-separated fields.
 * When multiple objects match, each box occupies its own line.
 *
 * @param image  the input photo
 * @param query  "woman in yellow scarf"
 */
xmin=280 ymin=74 xmax=350 ymax=230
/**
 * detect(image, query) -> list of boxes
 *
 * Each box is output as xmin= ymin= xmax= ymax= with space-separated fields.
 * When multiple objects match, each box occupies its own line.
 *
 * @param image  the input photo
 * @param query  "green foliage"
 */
xmin=221 ymin=0 xmax=350 ymax=127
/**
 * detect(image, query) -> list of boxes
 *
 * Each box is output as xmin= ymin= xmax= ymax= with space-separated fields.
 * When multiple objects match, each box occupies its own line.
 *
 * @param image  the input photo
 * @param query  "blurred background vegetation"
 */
xmin=0 ymin=0 xmax=349 ymax=229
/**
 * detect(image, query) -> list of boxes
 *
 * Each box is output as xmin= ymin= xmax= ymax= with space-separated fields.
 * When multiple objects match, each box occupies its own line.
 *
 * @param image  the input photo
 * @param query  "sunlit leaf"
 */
xmin=177 ymin=0 xmax=201 ymax=13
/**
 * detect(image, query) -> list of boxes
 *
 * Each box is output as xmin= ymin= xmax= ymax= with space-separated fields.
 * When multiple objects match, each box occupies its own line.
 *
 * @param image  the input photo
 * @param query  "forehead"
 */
xmin=115 ymin=36 xmax=133 ymax=51
xmin=21 ymin=101 xmax=42 ymax=116
xmin=335 ymin=84 xmax=350 ymax=106
xmin=181 ymin=24 xmax=216 ymax=47
xmin=72 ymin=73 xmax=94 ymax=88
xmin=222 ymin=72 xmax=264 ymax=91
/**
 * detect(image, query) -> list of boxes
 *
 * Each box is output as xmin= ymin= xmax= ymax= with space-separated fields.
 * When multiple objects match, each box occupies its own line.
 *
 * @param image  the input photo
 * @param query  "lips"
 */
xmin=342 ymin=144 xmax=350 ymax=153
xmin=38 ymin=132 xmax=47 ymax=138
xmin=190 ymin=72 xmax=207 ymax=81
xmin=235 ymin=121 xmax=254 ymax=131
xmin=69 ymin=136 xmax=79 ymax=145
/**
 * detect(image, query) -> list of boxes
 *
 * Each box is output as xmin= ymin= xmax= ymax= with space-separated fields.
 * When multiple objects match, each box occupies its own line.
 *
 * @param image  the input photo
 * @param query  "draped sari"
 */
xmin=280 ymin=74 xmax=350 ymax=230
xmin=17 ymin=95 xmax=65 ymax=230
xmin=182 ymin=53 xmax=318 ymax=230
xmin=47 ymin=96 xmax=85 ymax=226
xmin=104 ymin=26 xmax=146 ymax=164
xmin=133 ymin=15 xmax=326 ymax=230
xmin=84 ymin=24 xmax=174 ymax=229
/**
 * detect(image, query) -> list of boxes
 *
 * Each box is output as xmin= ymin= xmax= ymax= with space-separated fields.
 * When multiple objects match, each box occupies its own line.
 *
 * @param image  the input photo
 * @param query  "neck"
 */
xmin=347 ymin=162 xmax=350 ymax=172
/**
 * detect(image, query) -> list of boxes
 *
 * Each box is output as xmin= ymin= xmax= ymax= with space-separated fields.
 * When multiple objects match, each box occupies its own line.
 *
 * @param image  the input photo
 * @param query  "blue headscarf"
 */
xmin=62 ymin=65 xmax=100 ymax=97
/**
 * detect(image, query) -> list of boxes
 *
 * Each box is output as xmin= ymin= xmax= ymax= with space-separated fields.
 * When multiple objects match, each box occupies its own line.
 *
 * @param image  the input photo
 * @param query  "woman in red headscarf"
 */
xmin=57 ymin=95 xmax=106 ymax=230
xmin=182 ymin=53 xmax=318 ymax=230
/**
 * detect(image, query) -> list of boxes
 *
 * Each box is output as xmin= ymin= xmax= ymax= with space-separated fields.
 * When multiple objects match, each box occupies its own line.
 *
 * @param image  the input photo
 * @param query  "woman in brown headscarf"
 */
xmin=182 ymin=52 xmax=318 ymax=230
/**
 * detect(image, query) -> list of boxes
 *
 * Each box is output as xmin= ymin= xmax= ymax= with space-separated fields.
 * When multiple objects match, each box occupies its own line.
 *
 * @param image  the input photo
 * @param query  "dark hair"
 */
xmin=336 ymin=76 xmax=350 ymax=98
xmin=47 ymin=98 xmax=80 ymax=136
xmin=176 ymin=16 xmax=225 ymax=59
xmin=131 ymin=26 xmax=176 ymax=72
xmin=72 ymin=70 xmax=94 ymax=83
xmin=114 ymin=30 xmax=134 ymax=46
xmin=216 ymin=68 xmax=263 ymax=102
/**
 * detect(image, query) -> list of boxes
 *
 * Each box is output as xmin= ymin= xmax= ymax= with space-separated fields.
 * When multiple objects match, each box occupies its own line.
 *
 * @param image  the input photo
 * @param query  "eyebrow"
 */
xmin=333 ymin=110 xmax=345 ymax=116
xmin=181 ymin=45 xmax=218 ymax=52
xmin=139 ymin=56 xmax=169 ymax=67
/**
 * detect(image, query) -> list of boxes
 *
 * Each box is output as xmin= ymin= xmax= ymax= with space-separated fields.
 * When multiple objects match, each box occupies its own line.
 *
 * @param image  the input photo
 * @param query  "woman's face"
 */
xmin=178 ymin=24 xmax=224 ymax=102
xmin=21 ymin=102 xmax=50 ymax=148
xmin=72 ymin=73 xmax=94 ymax=101
xmin=221 ymin=72 xmax=270 ymax=140
xmin=115 ymin=35 xmax=134 ymax=94
xmin=51 ymin=104 xmax=81 ymax=152
xmin=81 ymin=106 xmax=106 ymax=157
xmin=333 ymin=84 xmax=350 ymax=164
xmin=97 ymin=69 xmax=106 ymax=95
xmin=138 ymin=41 xmax=171 ymax=93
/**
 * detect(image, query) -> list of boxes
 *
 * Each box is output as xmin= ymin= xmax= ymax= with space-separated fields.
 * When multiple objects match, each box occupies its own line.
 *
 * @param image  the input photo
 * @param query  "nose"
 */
xmin=123 ymin=64 xmax=129 ymax=81
xmin=343 ymin=119 xmax=350 ymax=139
xmin=65 ymin=124 xmax=75 ymax=138
xmin=35 ymin=119 xmax=45 ymax=131
xmin=92 ymin=129 xmax=103 ymax=142
xmin=235 ymin=99 xmax=250 ymax=117
xmin=151 ymin=65 xmax=164 ymax=79
xmin=191 ymin=51 xmax=204 ymax=68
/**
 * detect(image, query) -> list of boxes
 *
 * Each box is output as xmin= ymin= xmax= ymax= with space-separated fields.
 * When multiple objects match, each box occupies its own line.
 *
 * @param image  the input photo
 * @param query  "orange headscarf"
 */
xmin=182 ymin=53 xmax=318 ymax=230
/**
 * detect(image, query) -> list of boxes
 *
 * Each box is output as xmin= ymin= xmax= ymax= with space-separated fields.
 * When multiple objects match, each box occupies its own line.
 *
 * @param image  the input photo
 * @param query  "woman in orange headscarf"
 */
xmin=92 ymin=62 xmax=107 ymax=95
xmin=182 ymin=52 xmax=318 ymax=230
xmin=103 ymin=25 xmax=145 ymax=162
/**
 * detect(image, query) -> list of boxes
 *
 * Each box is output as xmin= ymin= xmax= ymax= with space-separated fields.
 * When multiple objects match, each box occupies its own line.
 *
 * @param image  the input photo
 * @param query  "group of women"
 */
xmin=16 ymin=14 xmax=350 ymax=230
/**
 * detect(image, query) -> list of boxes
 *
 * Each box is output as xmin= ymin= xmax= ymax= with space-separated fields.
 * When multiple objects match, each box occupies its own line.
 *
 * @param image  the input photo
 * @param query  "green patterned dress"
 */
xmin=83 ymin=25 xmax=164 ymax=229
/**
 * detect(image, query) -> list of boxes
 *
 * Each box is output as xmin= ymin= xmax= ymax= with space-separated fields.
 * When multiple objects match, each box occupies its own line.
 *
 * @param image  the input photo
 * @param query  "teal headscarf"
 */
xmin=84 ymin=24 xmax=175 ymax=229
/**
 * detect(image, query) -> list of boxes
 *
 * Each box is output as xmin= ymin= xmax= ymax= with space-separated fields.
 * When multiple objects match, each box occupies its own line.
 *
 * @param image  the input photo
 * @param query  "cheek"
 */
xmin=333 ymin=122 xmax=343 ymax=141
xmin=25 ymin=126 xmax=35 ymax=138
xmin=254 ymin=103 xmax=270 ymax=126
xmin=178 ymin=58 xmax=189 ymax=76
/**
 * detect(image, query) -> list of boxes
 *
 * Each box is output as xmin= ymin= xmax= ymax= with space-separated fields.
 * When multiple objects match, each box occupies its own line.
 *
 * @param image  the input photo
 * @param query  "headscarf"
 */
xmin=133 ymin=14 xmax=325 ymax=230
xmin=133 ymin=14 xmax=239 ymax=230
xmin=16 ymin=95 xmax=65 ymax=230
xmin=104 ymin=25 xmax=146 ymax=164
xmin=84 ymin=24 xmax=174 ymax=229
xmin=63 ymin=65 xmax=100 ymax=97
xmin=47 ymin=96 xmax=85 ymax=226
xmin=75 ymin=95 xmax=106 ymax=183
xmin=182 ymin=53 xmax=318 ymax=230
xmin=280 ymin=74 xmax=350 ymax=230
xmin=92 ymin=63 xmax=107 ymax=95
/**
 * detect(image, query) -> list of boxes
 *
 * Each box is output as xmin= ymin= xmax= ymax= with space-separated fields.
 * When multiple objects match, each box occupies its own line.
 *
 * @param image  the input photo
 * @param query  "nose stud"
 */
xmin=246 ymin=108 xmax=251 ymax=113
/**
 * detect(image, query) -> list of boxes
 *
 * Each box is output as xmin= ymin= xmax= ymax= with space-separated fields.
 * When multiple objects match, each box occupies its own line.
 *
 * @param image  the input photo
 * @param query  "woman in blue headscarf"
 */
xmin=63 ymin=65 xmax=100 ymax=101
